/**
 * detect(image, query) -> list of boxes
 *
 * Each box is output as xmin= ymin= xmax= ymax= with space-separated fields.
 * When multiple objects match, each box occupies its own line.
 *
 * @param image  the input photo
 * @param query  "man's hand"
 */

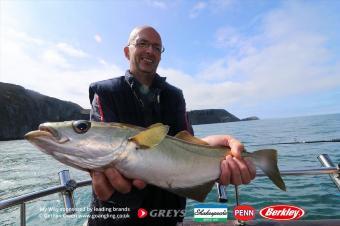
xmin=90 ymin=168 xmax=146 ymax=201
xmin=202 ymin=135 xmax=256 ymax=186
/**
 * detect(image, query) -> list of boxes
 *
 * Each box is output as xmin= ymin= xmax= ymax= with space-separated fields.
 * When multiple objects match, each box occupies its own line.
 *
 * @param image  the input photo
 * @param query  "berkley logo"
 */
xmin=259 ymin=205 xmax=305 ymax=221
xmin=233 ymin=205 xmax=256 ymax=221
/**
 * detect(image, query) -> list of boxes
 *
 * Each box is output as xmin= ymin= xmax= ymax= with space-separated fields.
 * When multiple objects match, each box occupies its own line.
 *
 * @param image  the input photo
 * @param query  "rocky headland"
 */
xmin=187 ymin=109 xmax=241 ymax=125
xmin=0 ymin=82 xmax=88 ymax=140
xmin=241 ymin=116 xmax=260 ymax=121
xmin=0 ymin=82 xmax=258 ymax=140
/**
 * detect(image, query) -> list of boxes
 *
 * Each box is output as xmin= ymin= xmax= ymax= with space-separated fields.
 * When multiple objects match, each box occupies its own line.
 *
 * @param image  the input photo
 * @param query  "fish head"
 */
xmin=24 ymin=120 xmax=139 ymax=171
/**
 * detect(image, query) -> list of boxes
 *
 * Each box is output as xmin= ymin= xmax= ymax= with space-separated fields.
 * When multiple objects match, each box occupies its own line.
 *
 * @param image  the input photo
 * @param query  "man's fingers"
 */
xmin=132 ymin=179 xmax=147 ymax=189
xmin=219 ymin=156 xmax=231 ymax=185
xmin=92 ymin=168 xmax=145 ymax=200
xmin=203 ymin=135 xmax=255 ymax=186
xmin=226 ymin=157 xmax=242 ymax=186
xmin=92 ymin=171 xmax=114 ymax=201
xmin=201 ymin=135 xmax=244 ymax=159
xmin=233 ymin=157 xmax=251 ymax=184
xmin=104 ymin=168 xmax=132 ymax=194
xmin=229 ymin=138 xmax=244 ymax=159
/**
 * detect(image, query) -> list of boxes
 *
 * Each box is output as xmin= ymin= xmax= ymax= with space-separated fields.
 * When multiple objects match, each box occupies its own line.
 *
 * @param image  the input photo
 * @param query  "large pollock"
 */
xmin=25 ymin=120 xmax=286 ymax=202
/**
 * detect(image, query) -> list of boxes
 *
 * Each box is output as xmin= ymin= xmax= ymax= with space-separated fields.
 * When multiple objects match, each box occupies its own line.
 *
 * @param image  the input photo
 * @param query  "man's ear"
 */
xmin=124 ymin=46 xmax=130 ymax=60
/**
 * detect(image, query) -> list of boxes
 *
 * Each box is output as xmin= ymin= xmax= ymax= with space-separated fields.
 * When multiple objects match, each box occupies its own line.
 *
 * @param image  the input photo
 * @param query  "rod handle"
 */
xmin=216 ymin=183 xmax=228 ymax=203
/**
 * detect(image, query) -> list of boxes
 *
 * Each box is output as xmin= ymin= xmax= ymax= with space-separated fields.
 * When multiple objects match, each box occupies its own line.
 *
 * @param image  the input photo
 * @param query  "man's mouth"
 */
xmin=141 ymin=57 xmax=154 ymax=64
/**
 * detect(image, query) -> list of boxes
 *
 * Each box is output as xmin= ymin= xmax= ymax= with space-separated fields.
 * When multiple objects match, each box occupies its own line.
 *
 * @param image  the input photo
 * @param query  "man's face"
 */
xmin=126 ymin=28 xmax=162 ymax=76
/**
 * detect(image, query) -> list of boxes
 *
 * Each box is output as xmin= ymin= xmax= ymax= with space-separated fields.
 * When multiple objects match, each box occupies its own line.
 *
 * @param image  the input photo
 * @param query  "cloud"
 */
xmin=1 ymin=1 xmax=338 ymax=118
xmin=146 ymin=0 xmax=168 ymax=9
xmin=5 ymin=29 xmax=45 ymax=46
xmin=167 ymin=2 xmax=340 ymax=112
xmin=56 ymin=43 xmax=89 ymax=58
xmin=210 ymin=0 xmax=235 ymax=11
xmin=39 ymin=42 xmax=89 ymax=69
xmin=216 ymin=4 xmax=338 ymax=98
xmin=98 ymin=58 xmax=108 ymax=65
xmin=214 ymin=27 xmax=255 ymax=55
xmin=1 ymin=28 xmax=123 ymax=108
xmin=189 ymin=2 xmax=207 ymax=18
xmin=159 ymin=67 xmax=242 ymax=110
xmin=94 ymin=34 xmax=102 ymax=43
xmin=41 ymin=49 xmax=71 ymax=68
xmin=189 ymin=0 xmax=235 ymax=18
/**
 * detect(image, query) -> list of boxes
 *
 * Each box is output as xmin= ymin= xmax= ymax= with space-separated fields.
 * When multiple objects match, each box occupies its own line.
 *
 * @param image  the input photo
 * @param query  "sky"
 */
xmin=1 ymin=0 xmax=340 ymax=119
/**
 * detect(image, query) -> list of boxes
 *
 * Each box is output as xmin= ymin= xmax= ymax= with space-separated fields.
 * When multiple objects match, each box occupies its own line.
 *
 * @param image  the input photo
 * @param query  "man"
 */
xmin=87 ymin=26 xmax=256 ymax=226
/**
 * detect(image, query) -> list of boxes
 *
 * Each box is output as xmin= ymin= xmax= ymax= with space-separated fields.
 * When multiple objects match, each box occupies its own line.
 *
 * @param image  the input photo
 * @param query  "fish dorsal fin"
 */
xmin=129 ymin=123 xmax=169 ymax=149
xmin=175 ymin=131 xmax=209 ymax=146
xmin=169 ymin=180 xmax=216 ymax=202
xmin=147 ymin=123 xmax=164 ymax=128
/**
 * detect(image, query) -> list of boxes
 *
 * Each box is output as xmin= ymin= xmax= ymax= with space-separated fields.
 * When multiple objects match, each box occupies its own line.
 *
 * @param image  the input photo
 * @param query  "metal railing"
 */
xmin=0 ymin=171 xmax=92 ymax=226
xmin=0 ymin=154 xmax=339 ymax=226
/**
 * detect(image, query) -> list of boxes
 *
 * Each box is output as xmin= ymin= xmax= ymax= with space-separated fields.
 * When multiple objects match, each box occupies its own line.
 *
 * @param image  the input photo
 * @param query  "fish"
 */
xmin=24 ymin=120 xmax=286 ymax=202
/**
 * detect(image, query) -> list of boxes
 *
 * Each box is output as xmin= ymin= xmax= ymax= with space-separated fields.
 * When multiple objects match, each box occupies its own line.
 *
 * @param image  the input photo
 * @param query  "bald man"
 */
xmin=88 ymin=26 xmax=255 ymax=226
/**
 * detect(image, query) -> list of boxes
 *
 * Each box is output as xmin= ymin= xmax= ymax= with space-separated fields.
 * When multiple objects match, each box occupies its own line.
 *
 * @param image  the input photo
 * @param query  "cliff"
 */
xmin=241 ymin=116 xmax=259 ymax=121
xmin=188 ymin=109 xmax=240 ymax=125
xmin=0 ymin=82 xmax=88 ymax=140
xmin=0 ymin=83 xmax=258 ymax=140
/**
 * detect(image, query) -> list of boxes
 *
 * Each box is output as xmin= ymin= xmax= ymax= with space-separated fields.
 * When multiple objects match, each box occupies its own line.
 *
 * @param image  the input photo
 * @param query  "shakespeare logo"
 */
xmin=194 ymin=204 xmax=228 ymax=222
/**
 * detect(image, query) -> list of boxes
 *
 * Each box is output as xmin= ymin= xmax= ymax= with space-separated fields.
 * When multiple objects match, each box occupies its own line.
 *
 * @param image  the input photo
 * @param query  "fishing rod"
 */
xmin=248 ymin=138 xmax=340 ymax=146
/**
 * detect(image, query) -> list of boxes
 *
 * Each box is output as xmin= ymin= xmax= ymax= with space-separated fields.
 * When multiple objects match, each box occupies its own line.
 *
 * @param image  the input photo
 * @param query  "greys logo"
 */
xmin=139 ymin=209 xmax=185 ymax=218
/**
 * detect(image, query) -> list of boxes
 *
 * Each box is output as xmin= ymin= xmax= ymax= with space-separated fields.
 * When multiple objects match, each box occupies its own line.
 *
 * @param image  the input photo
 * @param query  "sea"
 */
xmin=0 ymin=113 xmax=340 ymax=225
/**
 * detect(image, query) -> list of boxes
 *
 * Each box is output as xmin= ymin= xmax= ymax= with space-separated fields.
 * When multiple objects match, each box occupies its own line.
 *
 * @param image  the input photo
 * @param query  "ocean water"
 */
xmin=0 ymin=113 xmax=339 ymax=225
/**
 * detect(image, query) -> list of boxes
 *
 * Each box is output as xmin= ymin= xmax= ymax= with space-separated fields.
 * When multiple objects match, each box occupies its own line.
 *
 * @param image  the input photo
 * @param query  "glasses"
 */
xmin=129 ymin=40 xmax=165 ymax=54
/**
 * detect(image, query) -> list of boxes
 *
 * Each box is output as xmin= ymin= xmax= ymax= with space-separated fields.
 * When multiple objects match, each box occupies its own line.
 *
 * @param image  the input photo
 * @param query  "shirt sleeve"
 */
xmin=90 ymin=93 xmax=104 ymax=122
xmin=90 ymin=92 xmax=117 ymax=122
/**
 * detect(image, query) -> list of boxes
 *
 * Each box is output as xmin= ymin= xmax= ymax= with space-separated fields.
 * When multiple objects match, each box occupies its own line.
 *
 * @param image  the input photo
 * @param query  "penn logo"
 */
xmin=259 ymin=205 xmax=305 ymax=221
xmin=233 ymin=205 xmax=256 ymax=221
xmin=137 ymin=208 xmax=148 ymax=218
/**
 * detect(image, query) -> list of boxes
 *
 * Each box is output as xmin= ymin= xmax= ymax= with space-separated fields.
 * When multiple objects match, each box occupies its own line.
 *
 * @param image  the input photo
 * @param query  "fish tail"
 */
xmin=248 ymin=149 xmax=286 ymax=191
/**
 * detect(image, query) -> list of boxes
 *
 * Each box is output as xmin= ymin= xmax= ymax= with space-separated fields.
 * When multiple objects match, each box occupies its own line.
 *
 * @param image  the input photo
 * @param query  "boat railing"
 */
xmin=0 ymin=170 xmax=92 ymax=226
xmin=0 ymin=154 xmax=339 ymax=226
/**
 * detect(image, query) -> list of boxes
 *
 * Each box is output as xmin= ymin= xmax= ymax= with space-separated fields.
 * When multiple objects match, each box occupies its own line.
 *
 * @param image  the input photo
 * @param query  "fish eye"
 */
xmin=72 ymin=120 xmax=91 ymax=134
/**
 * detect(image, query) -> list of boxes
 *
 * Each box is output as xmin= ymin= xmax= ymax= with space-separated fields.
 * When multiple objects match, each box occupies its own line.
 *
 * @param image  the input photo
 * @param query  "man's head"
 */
xmin=124 ymin=26 xmax=163 ymax=79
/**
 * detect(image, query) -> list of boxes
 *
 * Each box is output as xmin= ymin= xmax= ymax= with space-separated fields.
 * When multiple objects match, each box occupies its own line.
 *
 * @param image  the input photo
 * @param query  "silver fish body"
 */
xmin=25 ymin=120 xmax=286 ymax=201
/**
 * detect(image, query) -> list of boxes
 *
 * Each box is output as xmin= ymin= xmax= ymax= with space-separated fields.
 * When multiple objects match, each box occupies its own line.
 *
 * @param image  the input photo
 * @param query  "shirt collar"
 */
xmin=124 ymin=70 xmax=166 ymax=90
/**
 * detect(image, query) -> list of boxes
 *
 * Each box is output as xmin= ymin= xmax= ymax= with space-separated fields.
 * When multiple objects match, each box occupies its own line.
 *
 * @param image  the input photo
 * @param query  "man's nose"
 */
xmin=145 ymin=44 xmax=155 ymax=53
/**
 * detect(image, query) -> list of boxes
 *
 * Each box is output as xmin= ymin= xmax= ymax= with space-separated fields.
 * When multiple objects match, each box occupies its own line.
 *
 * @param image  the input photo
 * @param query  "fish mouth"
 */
xmin=24 ymin=126 xmax=69 ymax=144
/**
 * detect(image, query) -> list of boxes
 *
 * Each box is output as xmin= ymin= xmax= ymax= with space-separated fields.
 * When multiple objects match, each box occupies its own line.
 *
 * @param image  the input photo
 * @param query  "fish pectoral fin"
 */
xmin=169 ymin=181 xmax=215 ymax=202
xmin=129 ymin=123 xmax=169 ymax=149
xmin=175 ymin=131 xmax=209 ymax=146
